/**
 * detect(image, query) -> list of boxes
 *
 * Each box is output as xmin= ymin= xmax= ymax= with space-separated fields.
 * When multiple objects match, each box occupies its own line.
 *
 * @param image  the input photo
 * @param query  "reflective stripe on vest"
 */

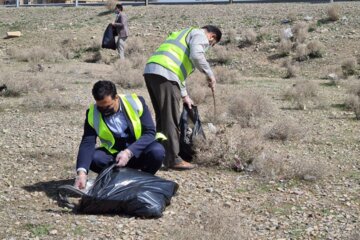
xmin=147 ymin=27 xmax=195 ymax=85
xmin=87 ymin=94 xmax=143 ymax=154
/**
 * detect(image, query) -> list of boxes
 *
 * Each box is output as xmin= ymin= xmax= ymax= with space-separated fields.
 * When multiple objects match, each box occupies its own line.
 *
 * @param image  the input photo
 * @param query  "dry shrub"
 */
xmin=105 ymin=0 xmax=117 ymax=11
xmin=254 ymin=152 xmax=327 ymax=181
xmin=295 ymin=43 xmax=308 ymax=61
xmin=278 ymin=38 xmax=292 ymax=56
xmin=187 ymin=79 xmax=210 ymax=105
xmin=327 ymin=4 xmax=340 ymax=21
xmin=228 ymin=91 xmax=273 ymax=127
xmin=213 ymin=66 xmax=240 ymax=84
xmin=253 ymin=152 xmax=287 ymax=180
xmin=257 ymin=28 xmax=272 ymax=42
xmin=292 ymin=22 xmax=308 ymax=43
xmin=212 ymin=45 xmax=232 ymax=65
xmin=265 ymin=119 xmax=303 ymax=141
xmin=21 ymin=95 xmax=73 ymax=111
xmin=282 ymin=58 xmax=299 ymax=78
xmin=345 ymin=95 xmax=360 ymax=120
xmin=287 ymin=12 xmax=297 ymax=22
xmin=347 ymin=82 xmax=360 ymax=97
xmin=7 ymin=46 xmax=63 ymax=63
xmin=125 ymin=37 xmax=145 ymax=56
xmin=283 ymin=80 xmax=319 ymax=110
xmin=194 ymin=126 xmax=264 ymax=171
xmin=129 ymin=53 xmax=147 ymax=70
xmin=112 ymin=59 xmax=144 ymax=89
xmin=307 ymin=40 xmax=324 ymax=58
xmin=225 ymin=29 xmax=237 ymax=44
xmin=341 ymin=58 xmax=358 ymax=77
xmin=243 ymin=29 xmax=257 ymax=45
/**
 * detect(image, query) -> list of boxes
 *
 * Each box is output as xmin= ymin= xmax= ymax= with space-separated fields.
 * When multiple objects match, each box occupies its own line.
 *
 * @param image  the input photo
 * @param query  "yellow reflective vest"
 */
xmin=147 ymin=27 xmax=195 ymax=85
xmin=87 ymin=94 xmax=165 ymax=154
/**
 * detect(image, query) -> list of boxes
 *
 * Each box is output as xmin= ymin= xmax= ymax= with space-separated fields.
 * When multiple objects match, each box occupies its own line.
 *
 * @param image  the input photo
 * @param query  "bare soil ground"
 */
xmin=0 ymin=2 xmax=359 ymax=239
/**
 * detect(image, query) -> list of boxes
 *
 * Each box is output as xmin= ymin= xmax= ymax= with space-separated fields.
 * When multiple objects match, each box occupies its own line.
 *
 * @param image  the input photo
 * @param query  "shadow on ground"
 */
xmin=22 ymin=179 xmax=74 ymax=201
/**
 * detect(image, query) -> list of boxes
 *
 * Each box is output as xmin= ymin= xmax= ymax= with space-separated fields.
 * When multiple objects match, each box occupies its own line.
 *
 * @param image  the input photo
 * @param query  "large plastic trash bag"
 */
xmin=58 ymin=164 xmax=178 ymax=218
xmin=179 ymin=104 xmax=206 ymax=161
xmin=101 ymin=24 xmax=117 ymax=50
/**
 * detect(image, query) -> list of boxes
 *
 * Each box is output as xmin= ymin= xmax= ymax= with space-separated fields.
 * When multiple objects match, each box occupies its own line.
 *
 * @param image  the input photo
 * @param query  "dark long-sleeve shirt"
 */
xmin=76 ymin=96 xmax=156 ymax=172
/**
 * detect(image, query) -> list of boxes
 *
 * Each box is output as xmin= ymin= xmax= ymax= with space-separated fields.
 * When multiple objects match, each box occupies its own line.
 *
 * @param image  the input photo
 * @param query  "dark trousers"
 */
xmin=144 ymin=74 xmax=182 ymax=167
xmin=90 ymin=141 xmax=164 ymax=175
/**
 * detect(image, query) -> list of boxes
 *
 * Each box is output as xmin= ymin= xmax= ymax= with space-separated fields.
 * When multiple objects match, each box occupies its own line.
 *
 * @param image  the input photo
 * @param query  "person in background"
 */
xmin=74 ymin=80 xmax=165 ymax=190
xmin=112 ymin=3 xmax=129 ymax=59
xmin=144 ymin=25 xmax=222 ymax=170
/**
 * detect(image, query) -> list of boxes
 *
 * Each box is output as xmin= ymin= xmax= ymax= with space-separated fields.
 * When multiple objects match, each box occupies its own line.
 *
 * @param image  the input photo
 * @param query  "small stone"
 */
xmin=303 ymin=175 xmax=317 ymax=181
xmin=224 ymin=201 xmax=231 ymax=208
xmin=206 ymin=188 xmax=214 ymax=193
xmin=50 ymin=230 xmax=58 ymax=235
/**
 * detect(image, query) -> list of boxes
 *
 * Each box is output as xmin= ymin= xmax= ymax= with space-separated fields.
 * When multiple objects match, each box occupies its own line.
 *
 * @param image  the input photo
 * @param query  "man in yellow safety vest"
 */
xmin=74 ymin=80 xmax=165 ymax=190
xmin=144 ymin=25 xmax=222 ymax=170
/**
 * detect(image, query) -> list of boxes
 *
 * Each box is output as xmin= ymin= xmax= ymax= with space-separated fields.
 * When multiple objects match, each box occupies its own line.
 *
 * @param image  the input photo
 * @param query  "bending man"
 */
xmin=144 ymin=25 xmax=222 ymax=170
xmin=75 ymin=80 xmax=165 ymax=189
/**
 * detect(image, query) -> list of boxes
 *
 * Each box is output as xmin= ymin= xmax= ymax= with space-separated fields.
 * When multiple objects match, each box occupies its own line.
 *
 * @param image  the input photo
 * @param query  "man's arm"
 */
xmin=113 ymin=14 xmax=124 ymax=28
xmin=76 ymin=110 xmax=97 ymax=172
xmin=126 ymin=97 xmax=156 ymax=158
xmin=188 ymin=30 xmax=215 ymax=79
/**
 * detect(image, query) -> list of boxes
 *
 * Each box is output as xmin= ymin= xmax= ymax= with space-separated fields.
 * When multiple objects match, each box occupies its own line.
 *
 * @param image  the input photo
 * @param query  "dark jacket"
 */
xmin=76 ymin=97 xmax=156 ymax=171
xmin=113 ymin=12 xmax=129 ymax=38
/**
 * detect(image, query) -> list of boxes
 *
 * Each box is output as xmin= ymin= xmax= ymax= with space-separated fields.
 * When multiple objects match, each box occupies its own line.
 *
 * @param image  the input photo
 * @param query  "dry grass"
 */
xmin=105 ymin=0 xmax=117 ymax=11
xmin=7 ymin=46 xmax=63 ymax=63
xmin=128 ymin=53 xmax=147 ymax=70
xmin=112 ymin=59 xmax=144 ymax=89
xmin=228 ymin=91 xmax=273 ymax=127
xmin=21 ymin=94 xmax=74 ymax=111
xmin=213 ymin=66 xmax=241 ymax=84
xmin=295 ymin=43 xmax=309 ymax=62
xmin=282 ymin=58 xmax=299 ymax=78
xmin=194 ymin=126 xmax=264 ymax=171
xmin=307 ymin=40 xmax=324 ymax=58
xmin=243 ymin=29 xmax=257 ymax=45
xmin=254 ymin=152 xmax=327 ymax=181
xmin=125 ymin=37 xmax=145 ymax=56
xmin=224 ymin=29 xmax=237 ymax=44
xmin=327 ymin=4 xmax=340 ymax=22
xmin=341 ymin=58 xmax=358 ymax=78
xmin=283 ymin=80 xmax=320 ymax=110
xmin=265 ymin=119 xmax=303 ymax=141
xmin=186 ymin=72 xmax=211 ymax=105
xmin=345 ymin=94 xmax=360 ymax=120
xmin=278 ymin=38 xmax=292 ymax=57
xmin=211 ymin=45 xmax=233 ymax=65
xmin=292 ymin=22 xmax=308 ymax=44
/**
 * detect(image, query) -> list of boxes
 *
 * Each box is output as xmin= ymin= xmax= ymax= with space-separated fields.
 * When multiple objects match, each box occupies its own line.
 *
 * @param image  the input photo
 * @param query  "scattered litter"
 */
xmin=304 ymin=16 xmax=313 ymax=21
xmin=281 ymin=19 xmax=291 ymax=24
xmin=283 ymin=28 xmax=293 ymax=39
xmin=5 ymin=31 xmax=21 ymax=39
xmin=328 ymin=73 xmax=339 ymax=81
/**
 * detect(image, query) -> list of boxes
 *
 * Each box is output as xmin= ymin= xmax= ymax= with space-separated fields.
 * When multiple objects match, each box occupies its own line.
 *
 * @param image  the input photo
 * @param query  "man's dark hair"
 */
xmin=202 ymin=25 xmax=222 ymax=43
xmin=115 ymin=4 xmax=123 ymax=11
xmin=92 ymin=80 xmax=117 ymax=101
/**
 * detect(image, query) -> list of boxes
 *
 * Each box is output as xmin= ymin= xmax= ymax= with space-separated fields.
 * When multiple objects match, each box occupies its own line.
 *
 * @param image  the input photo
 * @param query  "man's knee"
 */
xmin=90 ymin=149 xmax=113 ymax=173
xmin=149 ymin=142 xmax=165 ymax=164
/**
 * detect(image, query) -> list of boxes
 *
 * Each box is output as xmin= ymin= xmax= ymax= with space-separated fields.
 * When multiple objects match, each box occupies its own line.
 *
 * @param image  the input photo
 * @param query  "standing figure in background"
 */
xmin=112 ymin=3 xmax=129 ymax=59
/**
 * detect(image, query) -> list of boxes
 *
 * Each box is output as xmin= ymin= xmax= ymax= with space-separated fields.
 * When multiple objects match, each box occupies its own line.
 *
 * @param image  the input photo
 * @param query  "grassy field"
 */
xmin=0 ymin=2 xmax=359 ymax=239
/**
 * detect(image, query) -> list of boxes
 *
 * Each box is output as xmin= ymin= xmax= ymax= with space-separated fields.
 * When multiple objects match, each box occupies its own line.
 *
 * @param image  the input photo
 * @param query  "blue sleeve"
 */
xmin=127 ymin=97 xmax=156 ymax=158
xmin=76 ymin=110 xmax=97 ymax=172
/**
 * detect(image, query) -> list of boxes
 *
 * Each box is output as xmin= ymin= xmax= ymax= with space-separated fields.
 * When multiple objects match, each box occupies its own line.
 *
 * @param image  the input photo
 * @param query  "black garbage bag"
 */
xmin=179 ymin=104 xmax=206 ymax=161
xmin=101 ymin=24 xmax=117 ymax=50
xmin=58 ymin=164 xmax=178 ymax=218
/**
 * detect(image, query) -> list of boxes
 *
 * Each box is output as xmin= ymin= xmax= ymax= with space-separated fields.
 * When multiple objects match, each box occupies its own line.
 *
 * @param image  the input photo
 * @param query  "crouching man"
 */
xmin=74 ymin=80 xmax=165 ymax=189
